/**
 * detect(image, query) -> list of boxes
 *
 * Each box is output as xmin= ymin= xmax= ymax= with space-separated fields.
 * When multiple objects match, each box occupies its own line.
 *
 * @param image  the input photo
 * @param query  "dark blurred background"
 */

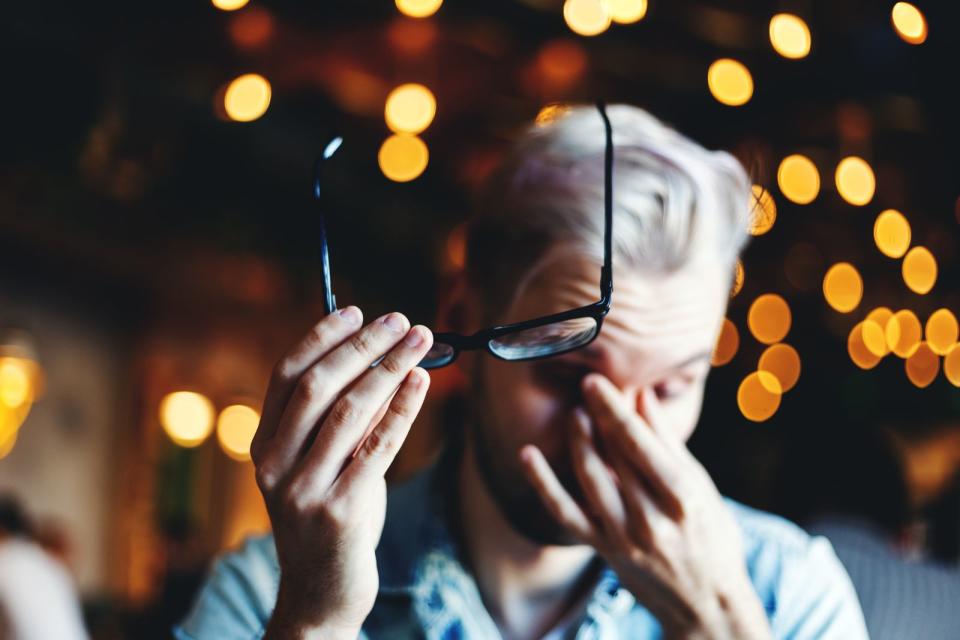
xmin=1 ymin=1 xmax=958 ymax=637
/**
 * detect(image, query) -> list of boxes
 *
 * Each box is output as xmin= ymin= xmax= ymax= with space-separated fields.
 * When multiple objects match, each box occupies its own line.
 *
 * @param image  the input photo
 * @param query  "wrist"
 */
xmin=265 ymin=588 xmax=363 ymax=640
xmin=661 ymin=579 xmax=770 ymax=640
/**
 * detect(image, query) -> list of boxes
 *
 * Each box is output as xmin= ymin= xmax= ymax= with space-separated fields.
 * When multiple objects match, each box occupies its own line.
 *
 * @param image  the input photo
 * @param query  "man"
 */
xmin=176 ymin=104 xmax=868 ymax=639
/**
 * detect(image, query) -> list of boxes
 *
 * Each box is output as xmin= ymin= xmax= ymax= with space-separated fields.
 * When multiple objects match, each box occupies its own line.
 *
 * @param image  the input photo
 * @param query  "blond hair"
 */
xmin=465 ymin=104 xmax=751 ymax=316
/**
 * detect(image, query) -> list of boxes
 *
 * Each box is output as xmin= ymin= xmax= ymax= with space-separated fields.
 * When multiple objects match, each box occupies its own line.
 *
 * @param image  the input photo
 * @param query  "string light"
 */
xmin=886 ymin=309 xmax=922 ymax=358
xmin=777 ymin=154 xmax=820 ymax=204
xmin=945 ymin=345 xmax=960 ymax=387
xmin=707 ymin=59 xmax=754 ymax=107
xmin=217 ymin=404 xmax=260 ymax=461
xmin=563 ymin=0 xmax=612 ymax=37
xmin=902 ymin=246 xmax=937 ymax=294
xmin=711 ymin=318 xmax=739 ymax=366
xmin=160 ymin=391 xmax=215 ymax=448
xmin=737 ymin=371 xmax=782 ymax=422
xmin=212 ymin=0 xmax=249 ymax=11
xmin=731 ymin=259 xmax=745 ymax=298
xmin=385 ymin=83 xmax=436 ymax=134
xmin=224 ymin=74 xmax=271 ymax=122
xmin=395 ymin=0 xmax=443 ymax=18
xmin=905 ymin=342 xmax=939 ymax=388
xmin=822 ymin=262 xmax=863 ymax=313
xmin=748 ymin=294 xmax=792 ymax=345
xmin=925 ymin=309 xmax=959 ymax=356
xmin=378 ymin=134 xmax=429 ymax=182
xmin=758 ymin=343 xmax=801 ymax=392
xmin=769 ymin=14 xmax=811 ymax=59
xmin=749 ymin=185 xmax=776 ymax=236
xmin=606 ymin=0 xmax=647 ymax=24
xmin=891 ymin=2 xmax=927 ymax=45
xmin=848 ymin=322 xmax=882 ymax=370
xmin=873 ymin=209 xmax=911 ymax=258
xmin=835 ymin=156 xmax=875 ymax=206
xmin=863 ymin=307 xmax=894 ymax=357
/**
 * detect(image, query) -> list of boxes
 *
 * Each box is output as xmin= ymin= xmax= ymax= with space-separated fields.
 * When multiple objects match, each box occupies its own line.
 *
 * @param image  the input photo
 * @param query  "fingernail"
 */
xmin=337 ymin=306 xmax=361 ymax=325
xmin=404 ymin=327 xmax=425 ymax=348
xmin=408 ymin=368 xmax=426 ymax=388
xmin=382 ymin=312 xmax=407 ymax=333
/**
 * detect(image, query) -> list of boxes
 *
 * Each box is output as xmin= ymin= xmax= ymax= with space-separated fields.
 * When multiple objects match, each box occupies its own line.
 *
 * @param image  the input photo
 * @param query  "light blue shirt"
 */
xmin=176 ymin=451 xmax=869 ymax=639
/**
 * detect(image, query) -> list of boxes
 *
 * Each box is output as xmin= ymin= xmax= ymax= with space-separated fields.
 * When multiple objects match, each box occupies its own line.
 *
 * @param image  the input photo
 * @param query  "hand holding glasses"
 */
xmin=314 ymin=102 xmax=615 ymax=369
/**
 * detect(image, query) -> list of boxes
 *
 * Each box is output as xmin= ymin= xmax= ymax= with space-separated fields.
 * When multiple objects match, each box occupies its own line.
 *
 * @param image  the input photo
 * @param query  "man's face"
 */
xmin=465 ymin=248 xmax=730 ymax=545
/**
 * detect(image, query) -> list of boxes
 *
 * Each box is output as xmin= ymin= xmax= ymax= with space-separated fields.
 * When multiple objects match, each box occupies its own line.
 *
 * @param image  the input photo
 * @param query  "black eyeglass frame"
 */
xmin=313 ymin=102 xmax=615 ymax=368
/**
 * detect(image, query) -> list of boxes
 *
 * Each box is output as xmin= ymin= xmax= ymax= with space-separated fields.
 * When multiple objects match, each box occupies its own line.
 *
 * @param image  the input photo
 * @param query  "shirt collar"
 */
xmin=375 ymin=445 xmax=631 ymax=614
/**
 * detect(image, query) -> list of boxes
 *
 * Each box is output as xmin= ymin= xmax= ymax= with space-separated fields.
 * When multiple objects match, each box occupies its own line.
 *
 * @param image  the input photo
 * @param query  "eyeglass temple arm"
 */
xmin=597 ymin=102 xmax=614 ymax=305
xmin=315 ymin=136 xmax=344 ymax=316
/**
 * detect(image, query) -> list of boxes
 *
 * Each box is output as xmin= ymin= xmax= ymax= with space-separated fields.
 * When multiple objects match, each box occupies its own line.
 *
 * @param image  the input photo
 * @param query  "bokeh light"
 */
xmin=385 ymin=83 xmax=436 ymax=134
xmin=737 ymin=371 xmax=782 ymax=422
xmin=711 ymin=318 xmax=739 ymax=366
xmin=848 ymin=322 xmax=882 ymax=370
xmin=748 ymin=294 xmax=792 ymax=345
xmin=396 ymin=0 xmax=443 ymax=18
xmin=731 ymin=259 xmax=745 ymax=298
xmin=758 ymin=343 xmax=801 ymax=392
xmin=0 ymin=428 xmax=16 ymax=460
xmin=0 ymin=358 xmax=32 ymax=409
xmin=925 ymin=309 xmax=959 ymax=356
xmin=886 ymin=309 xmax=922 ymax=358
xmin=217 ymin=404 xmax=260 ymax=462
xmin=536 ymin=103 xmax=571 ymax=126
xmin=873 ymin=209 xmax=911 ymax=258
xmin=212 ymin=0 xmax=249 ymax=11
xmin=749 ymin=185 xmax=776 ymax=236
xmin=945 ymin=345 xmax=960 ymax=387
xmin=905 ymin=342 xmax=939 ymax=388
xmin=891 ymin=2 xmax=927 ymax=45
xmin=769 ymin=14 xmax=811 ymax=59
xmin=822 ymin=262 xmax=863 ymax=313
xmin=224 ymin=74 xmax=271 ymax=122
xmin=160 ymin=391 xmax=215 ymax=448
xmin=835 ymin=156 xmax=875 ymax=206
xmin=901 ymin=246 xmax=937 ymax=294
xmin=378 ymin=134 xmax=429 ymax=182
xmin=606 ymin=0 xmax=647 ymax=24
xmin=777 ymin=154 xmax=820 ymax=204
xmin=863 ymin=307 xmax=894 ymax=357
xmin=707 ymin=59 xmax=754 ymax=107
xmin=563 ymin=0 xmax=612 ymax=37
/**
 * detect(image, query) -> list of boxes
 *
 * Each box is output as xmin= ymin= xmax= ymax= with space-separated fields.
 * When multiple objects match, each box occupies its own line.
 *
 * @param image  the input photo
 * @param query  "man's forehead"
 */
xmin=514 ymin=253 xmax=728 ymax=371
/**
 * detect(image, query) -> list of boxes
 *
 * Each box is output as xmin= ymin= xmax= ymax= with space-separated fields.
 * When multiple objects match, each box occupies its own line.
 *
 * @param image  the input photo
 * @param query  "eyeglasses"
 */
xmin=314 ymin=102 xmax=614 ymax=369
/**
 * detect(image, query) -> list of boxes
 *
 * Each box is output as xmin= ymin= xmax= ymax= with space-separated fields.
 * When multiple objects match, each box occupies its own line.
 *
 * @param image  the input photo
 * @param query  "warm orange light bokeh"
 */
xmin=748 ymin=294 xmax=792 ymax=345
xmin=822 ymin=262 xmax=863 ymax=313
xmin=758 ymin=343 xmax=801 ymax=392
xmin=711 ymin=318 xmax=739 ymax=366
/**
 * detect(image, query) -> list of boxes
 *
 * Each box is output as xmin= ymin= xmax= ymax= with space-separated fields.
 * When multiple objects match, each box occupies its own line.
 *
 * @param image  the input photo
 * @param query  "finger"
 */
xmin=570 ymin=407 xmax=632 ymax=550
xmin=291 ymin=324 xmax=434 ymax=496
xmin=334 ymin=367 xmax=430 ymax=496
xmin=252 ymin=306 xmax=363 ymax=461
xmin=518 ymin=445 xmax=596 ymax=543
xmin=257 ymin=312 xmax=415 ymax=490
xmin=637 ymin=386 xmax=682 ymax=451
xmin=605 ymin=445 xmax=658 ymax=548
xmin=582 ymin=374 xmax=684 ymax=502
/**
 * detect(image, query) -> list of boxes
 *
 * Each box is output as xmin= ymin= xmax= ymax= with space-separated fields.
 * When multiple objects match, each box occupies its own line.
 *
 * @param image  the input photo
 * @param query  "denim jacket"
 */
xmin=176 ymin=451 xmax=868 ymax=640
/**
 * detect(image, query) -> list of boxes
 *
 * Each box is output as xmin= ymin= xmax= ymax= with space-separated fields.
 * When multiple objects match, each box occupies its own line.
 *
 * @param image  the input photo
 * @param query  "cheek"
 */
xmin=659 ymin=384 xmax=707 ymax=442
xmin=482 ymin=361 xmax=570 ymax=450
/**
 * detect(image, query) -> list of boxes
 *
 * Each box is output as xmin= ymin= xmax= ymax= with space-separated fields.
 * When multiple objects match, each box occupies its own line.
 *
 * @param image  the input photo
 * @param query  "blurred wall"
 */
xmin=0 ymin=287 xmax=126 ymax=595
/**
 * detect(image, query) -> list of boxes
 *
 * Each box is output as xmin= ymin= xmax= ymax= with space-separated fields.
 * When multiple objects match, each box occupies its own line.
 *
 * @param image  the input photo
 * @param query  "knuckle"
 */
xmin=296 ymin=367 xmax=327 ymax=402
xmin=379 ymin=352 xmax=408 ymax=377
xmin=328 ymin=396 xmax=360 ymax=426
xmin=348 ymin=330 xmax=377 ymax=359
xmin=254 ymin=464 xmax=278 ymax=493
xmin=362 ymin=427 xmax=394 ymax=458
xmin=386 ymin=396 xmax=417 ymax=422
xmin=271 ymin=359 xmax=297 ymax=386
